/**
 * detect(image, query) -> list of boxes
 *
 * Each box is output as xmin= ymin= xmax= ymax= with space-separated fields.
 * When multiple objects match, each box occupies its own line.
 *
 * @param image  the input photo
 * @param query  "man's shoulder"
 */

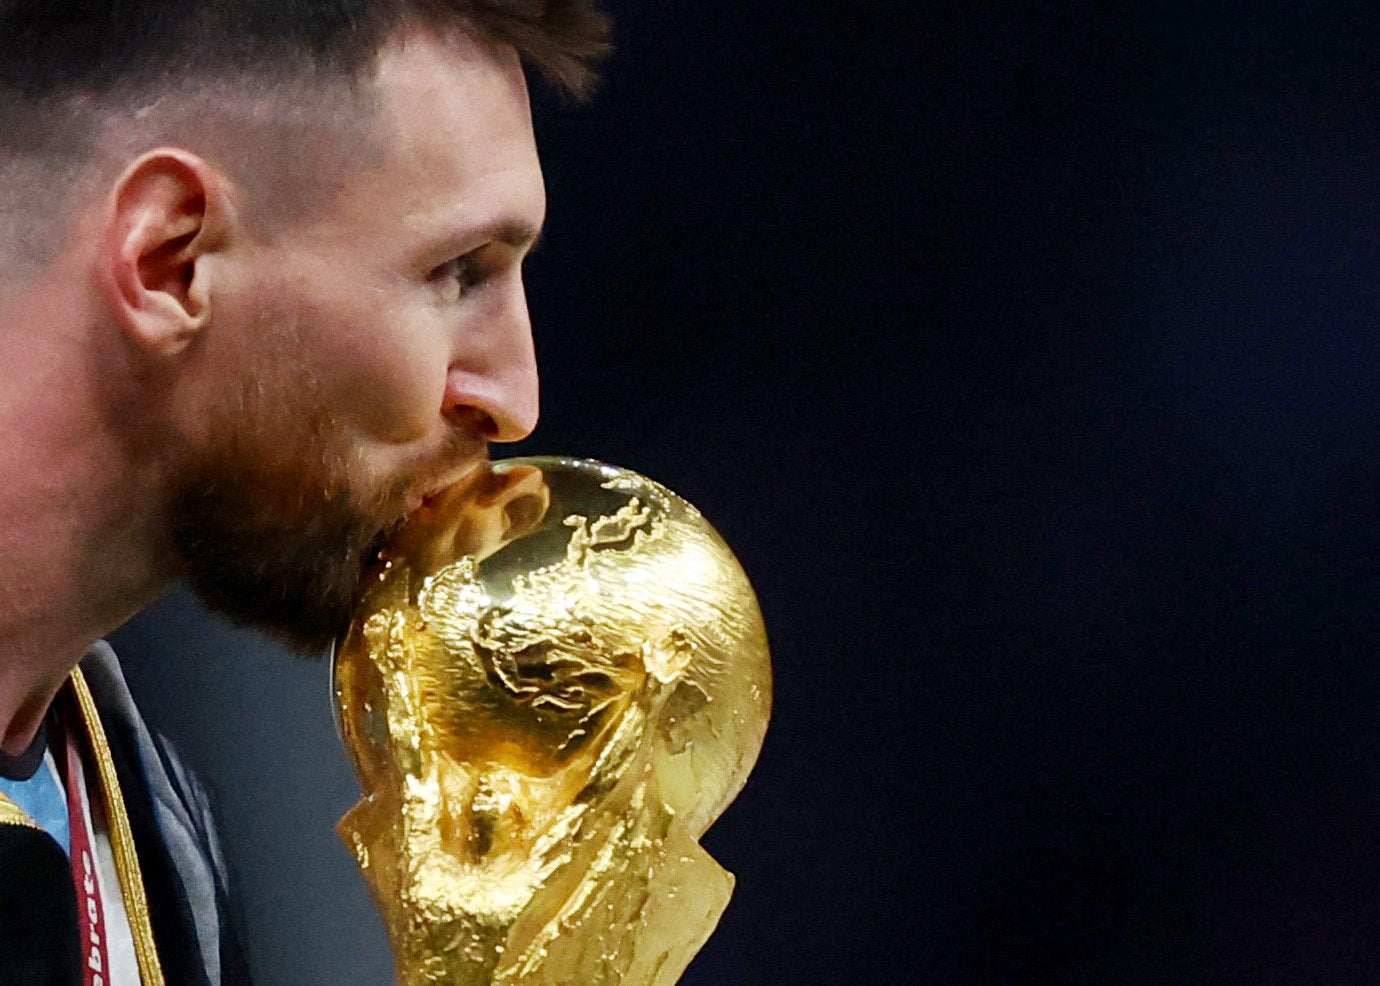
xmin=79 ymin=643 xmax=209 ymax=820
xmin=80 ymin=641 xmax=254 ymax=986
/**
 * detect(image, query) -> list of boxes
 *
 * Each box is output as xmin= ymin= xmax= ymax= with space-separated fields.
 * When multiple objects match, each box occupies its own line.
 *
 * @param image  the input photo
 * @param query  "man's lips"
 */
xmin=404 ymin=458 xmax=490 ymax=516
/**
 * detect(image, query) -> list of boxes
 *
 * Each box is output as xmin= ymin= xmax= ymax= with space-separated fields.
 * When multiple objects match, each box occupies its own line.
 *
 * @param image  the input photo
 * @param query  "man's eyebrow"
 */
xmin=425 ymin=217 xmax=545 ymax=267
xmin=490 ymin=219 xmax=545 ymax=253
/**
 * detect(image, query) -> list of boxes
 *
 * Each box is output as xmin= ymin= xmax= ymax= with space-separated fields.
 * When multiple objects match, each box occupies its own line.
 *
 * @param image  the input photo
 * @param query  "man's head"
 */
xmin=0 ymin=0 xmax=609 ymax=273
xmin=0 ymin=1 xmax=608 ymax=652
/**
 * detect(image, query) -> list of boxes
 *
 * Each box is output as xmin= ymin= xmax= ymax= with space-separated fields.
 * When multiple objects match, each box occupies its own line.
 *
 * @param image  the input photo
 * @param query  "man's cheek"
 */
xmin=340 ymin=351 xmax=445 ymax=446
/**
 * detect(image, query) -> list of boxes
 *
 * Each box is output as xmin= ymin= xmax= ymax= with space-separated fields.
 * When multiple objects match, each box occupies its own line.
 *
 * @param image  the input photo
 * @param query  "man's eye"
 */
xmin=429 ymin=256 xmax=473 ymax=303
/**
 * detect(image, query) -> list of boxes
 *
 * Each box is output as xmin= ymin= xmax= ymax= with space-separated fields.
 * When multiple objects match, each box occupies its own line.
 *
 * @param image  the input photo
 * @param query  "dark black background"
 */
xmin=113 ymin=2 xmax=1380 ymax=983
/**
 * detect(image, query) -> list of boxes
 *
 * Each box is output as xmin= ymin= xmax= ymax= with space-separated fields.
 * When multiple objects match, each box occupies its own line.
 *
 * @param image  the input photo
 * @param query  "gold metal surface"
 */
xmin=333 ymin=457 xmax=772 ymax=985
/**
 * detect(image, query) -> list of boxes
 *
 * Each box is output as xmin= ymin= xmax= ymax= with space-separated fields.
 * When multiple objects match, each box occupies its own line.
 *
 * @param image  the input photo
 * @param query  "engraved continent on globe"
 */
xmin=333 ymin=457 xmax=772 ymax=986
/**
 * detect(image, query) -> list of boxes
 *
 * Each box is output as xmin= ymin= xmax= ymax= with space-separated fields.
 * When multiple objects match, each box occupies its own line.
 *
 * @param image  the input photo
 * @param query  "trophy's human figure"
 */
xmin=333 ymin=459 xmax=772 ymax=986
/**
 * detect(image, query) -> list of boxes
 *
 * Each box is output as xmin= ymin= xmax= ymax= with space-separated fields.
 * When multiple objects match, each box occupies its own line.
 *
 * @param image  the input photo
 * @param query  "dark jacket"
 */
xmin=0 ymin=644 xmax=253 ymax=985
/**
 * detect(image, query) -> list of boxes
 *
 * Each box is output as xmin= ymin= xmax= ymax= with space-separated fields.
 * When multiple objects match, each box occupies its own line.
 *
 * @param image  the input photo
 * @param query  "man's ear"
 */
xmin=100 ymin=149 xmax=231 ymax=357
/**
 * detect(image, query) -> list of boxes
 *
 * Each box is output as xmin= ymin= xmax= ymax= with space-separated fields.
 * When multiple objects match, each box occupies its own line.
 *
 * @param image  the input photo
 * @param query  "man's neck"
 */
xmin=0 ymin=268 xmax=176 ymax=755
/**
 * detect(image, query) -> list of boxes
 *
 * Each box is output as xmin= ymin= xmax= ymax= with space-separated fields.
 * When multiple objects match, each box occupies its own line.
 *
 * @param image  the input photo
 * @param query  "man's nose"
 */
xmin=443 ymin=276 xmax=540 ymax=442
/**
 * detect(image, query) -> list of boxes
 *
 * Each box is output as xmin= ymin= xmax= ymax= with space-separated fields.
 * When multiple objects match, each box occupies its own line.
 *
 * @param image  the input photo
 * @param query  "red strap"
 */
xmin=64 ymin=702 xmax=111 ymax=986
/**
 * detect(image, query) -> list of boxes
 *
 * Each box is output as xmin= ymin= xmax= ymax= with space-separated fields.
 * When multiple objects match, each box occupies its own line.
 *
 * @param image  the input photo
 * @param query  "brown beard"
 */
xmin=166 ymin=360 xmax=410 ymax=656
xmin=169 ymin=466 xmax=403 ymax=656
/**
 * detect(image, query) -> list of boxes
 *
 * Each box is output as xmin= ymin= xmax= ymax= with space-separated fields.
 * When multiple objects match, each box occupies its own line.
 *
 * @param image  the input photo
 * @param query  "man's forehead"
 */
xmin=375 ymin=24 xmax=530 ymax=132
xmin=369 ymin=29 xmax=539 ymax=192
xmin=280 ymin=24 xmax=540 ymax=254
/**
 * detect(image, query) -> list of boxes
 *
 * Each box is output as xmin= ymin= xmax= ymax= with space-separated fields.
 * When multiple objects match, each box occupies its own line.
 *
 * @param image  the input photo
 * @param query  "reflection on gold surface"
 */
xmin=333 ymin=457 xmax=772 ymax=985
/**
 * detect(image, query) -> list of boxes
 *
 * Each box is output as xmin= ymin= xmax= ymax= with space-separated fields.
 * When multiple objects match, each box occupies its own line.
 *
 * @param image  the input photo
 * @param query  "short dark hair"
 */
xmin=0 ymin=1 xmax=608 ymax=272
xmin=0 ymin=0 xmax=610 ymax=103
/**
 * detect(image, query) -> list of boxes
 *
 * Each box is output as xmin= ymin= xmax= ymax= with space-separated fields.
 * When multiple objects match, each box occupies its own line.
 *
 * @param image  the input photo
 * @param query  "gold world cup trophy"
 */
xmin=332 ymin=457 xmax=773 ymax=985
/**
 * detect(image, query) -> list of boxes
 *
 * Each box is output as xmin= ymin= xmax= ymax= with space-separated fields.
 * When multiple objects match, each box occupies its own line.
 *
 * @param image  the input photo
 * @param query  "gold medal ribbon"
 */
xmin=69 ymin=666 xmax=166 ymax=986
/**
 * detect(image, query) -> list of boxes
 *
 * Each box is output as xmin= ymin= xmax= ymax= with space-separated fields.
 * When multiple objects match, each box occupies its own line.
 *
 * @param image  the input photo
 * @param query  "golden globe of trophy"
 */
xmin=332 ymin=457 xmax=772 ymax=985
